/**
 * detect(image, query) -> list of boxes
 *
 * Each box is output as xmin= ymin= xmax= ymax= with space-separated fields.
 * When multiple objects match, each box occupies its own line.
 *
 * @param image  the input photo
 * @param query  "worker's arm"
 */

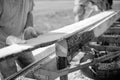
xmin=24 ymin=1 xmax=38 ymax=40
xmin=0 ymin=0 xmax=2 ymax=17
xmin=0 ymin=2 xmax=6 ymax=45
xmin=0 ymin=1 xmax=13 ymax=46
xmin=25 ymin=12 xmax=34 ymax=29
xmin=25 ymin=0 xmax=34 ymax=28
xmin=24 ymin=12 xmax=37 ymax=40
xmin=24 ymin=1 xmax=41 ymax=40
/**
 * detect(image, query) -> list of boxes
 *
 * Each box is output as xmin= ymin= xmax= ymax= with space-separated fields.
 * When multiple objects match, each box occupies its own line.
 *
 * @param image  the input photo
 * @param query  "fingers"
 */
xmin=24 ymin=27 xmax=39 ymax=40
xmin=6 ymin=36 xmax=26 ymax=45
xmin=30 ymin=27 xmax=38 ymax=36
xmin=15 ymin=38 xmax=26 ymax=44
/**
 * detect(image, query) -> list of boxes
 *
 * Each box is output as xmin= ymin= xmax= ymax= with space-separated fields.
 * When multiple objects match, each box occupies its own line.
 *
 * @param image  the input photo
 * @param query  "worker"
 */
xmin=73 ymin=0 xmax=111 ymax=22
xmin=0 ymin=0 xmax=40 ymax=79
xmin=101 ymin=0 xmax=113 ymax=10
xmin=107 ymin=0 xmax=113 ymax=9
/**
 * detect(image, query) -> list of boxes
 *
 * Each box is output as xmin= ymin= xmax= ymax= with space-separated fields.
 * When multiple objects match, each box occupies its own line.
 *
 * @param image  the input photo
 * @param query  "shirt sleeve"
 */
xmin=0 ymin=0 xmax=3 ymax=17
xmin=29 ymin=0 xmax=34 ymax=12
xmin=24 ymin=0 xmax=34 ymax=29
xmin=0 ymin=7 xmax=1 ymax=16
xmin=25 ymin=12 xmax=33 ymax=28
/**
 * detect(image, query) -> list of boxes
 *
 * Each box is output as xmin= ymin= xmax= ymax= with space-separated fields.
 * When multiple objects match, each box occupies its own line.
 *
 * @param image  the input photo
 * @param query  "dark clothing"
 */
xmin=108 ymin=0 xmax=113 ymax=6
xmin=0 ymin=0 xmax=34 ymax=37
xmin=0 ymin=0 xmax=35 ymax=78
xmin=107 ymin=0 xmax=113 ymax=9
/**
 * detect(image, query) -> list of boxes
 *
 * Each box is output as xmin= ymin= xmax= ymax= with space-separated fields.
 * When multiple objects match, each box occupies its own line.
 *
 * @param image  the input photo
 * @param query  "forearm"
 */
xmin=25 ymin=12 xmax=34 ymax=29
xmin=0 ymin=29 xmax=8 ymax=42
xmin=0 ymin=28 xmax=9 ymax=48
xmin=0 ymin=1 xmax=3 ymax=17
xmin=0 ymin=34 xmax=7 ymax=47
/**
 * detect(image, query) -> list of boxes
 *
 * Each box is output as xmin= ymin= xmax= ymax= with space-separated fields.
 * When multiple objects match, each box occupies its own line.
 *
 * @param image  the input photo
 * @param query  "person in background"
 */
xmin=0 ymin=0 xmax=40 ymax=79
xmin=73 ymin=0 xmax=112 ymax=22
xmin=73 ymin=0 xmax=90 ymax=22
xmin=107 ymin=0 xmax=113 ymax=9
xmin=73 ymin=0 xmax=114 ymax=79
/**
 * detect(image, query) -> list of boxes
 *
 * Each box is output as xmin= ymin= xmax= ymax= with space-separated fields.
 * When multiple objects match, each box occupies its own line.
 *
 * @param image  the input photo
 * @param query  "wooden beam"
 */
xmin=0 ymin=11 xmax=120 ymax=80
xmin=97 ymin=35 xmax=120 ymax=43
xmin=0 ymin=11 xmax=119 ymax=60
xmin=88 ymin=44 xmax=120 ymax=51
xmin=55 ymin=40 xmax=68 ymax=80
xmin=105 ymin=27 xmax=120 ymax=35
xmin=92 ymin=11 xmax=120 ymax=37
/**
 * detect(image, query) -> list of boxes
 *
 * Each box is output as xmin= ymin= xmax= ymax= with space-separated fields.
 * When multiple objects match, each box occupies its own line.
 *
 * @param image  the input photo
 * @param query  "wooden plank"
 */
xmin=111 ymin=22 xmax=120 ymax=27
xmin=97 ymin=35 xmax=120 ymax=43
xmin=56 ymin=40 xmax=68 ymax=80
xmin=92 ymin=11 xmax=120 ymax=37
xmin=3 ymin=10 xmax=120 ymax=80
xmin=105 ymin=27 xmax=120 ymax=35
xmin=88 ymin=43 xmax=120 ymax=51
xmin=0 ymin=11 xmax=119 ymax=60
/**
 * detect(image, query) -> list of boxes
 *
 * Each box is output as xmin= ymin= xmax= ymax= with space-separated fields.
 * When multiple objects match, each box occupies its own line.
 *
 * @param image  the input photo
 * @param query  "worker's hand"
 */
xmin=6 ymin=36 xmax=26 ymax=45
xmin=24 ymin=27 xmax=40 ymax=40
xmin=80 ymin=52 xmax=94 ymax=63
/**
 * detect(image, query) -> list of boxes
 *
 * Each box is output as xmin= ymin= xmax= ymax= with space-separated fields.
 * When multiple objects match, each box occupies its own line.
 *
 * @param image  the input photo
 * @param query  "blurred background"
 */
xmin=32 ymin=0 xmax=120 ymax=80
xmin=33 ymin=0 xmax=120 ymax=34
xmin=33 ymin=0 xmax=74 ymax=33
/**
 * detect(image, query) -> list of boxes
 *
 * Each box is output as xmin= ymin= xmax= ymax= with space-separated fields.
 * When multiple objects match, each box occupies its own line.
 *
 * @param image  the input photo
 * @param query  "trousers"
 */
xmin=0 ymin=29 xmax=35 ymax=79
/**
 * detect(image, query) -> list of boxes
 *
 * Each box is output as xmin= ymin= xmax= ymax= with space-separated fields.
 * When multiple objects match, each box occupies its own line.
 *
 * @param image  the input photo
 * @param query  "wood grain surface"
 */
xmin=0 ymin=11 xmax=119 ymax=60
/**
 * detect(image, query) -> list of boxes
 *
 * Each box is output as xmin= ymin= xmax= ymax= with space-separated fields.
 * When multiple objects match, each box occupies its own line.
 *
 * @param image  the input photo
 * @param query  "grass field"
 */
xmin=33 ymin=1 xmax=74 ymax=33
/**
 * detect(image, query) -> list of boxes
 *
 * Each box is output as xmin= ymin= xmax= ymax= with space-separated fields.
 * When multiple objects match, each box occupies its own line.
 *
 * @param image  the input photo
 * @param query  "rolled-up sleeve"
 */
xmin=0 ymin=0 xmax=3 ymax=17
xmin=29 ymin=0 xmax=34 ymax=12
xmin=24 ymin=0 xmax=34 ymax=29
xmin=0 ymin=7 xmax=1 ymax=16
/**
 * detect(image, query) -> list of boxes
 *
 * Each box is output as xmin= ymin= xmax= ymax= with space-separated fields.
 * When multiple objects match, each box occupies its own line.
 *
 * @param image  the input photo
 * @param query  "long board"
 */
xmin=0 ymin=11 xmax=120 ymax=61
xmin=3 ymin=10 xmax=120 ymax=80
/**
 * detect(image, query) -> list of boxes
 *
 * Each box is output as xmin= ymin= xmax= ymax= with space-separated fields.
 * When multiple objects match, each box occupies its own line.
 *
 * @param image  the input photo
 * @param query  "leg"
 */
xmin=17 ymin=51 xmax=35 ymax=68
xmin=108 ymin=0 xmax=113 ymax=9
xmin=103 ymin=0 xmax=112 ymax=10
xmin=73 ymin=5 xmax=85 ymax=22
xmin=0 ymin=58 xmax=17 ymax=78
xmin=0 ymin=42 xmax=17 ymax=78
xmin=17 ymin=52 xmax=35 ymax=78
